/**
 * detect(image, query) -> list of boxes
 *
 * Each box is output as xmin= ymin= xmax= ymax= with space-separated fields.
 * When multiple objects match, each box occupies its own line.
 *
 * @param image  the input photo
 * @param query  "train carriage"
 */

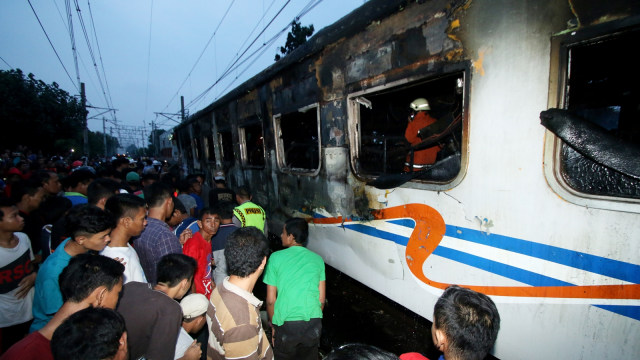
xmin=173 ymin=0 xmax=640 ymax=358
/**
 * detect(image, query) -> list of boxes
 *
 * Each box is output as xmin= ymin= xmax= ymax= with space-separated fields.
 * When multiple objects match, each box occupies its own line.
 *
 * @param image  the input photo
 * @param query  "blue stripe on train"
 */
xmin=445 ymin=225 xmax=640 ymax=284
xmin=431 ymin=246 xmax=574 ymax=287
xmin=341 ymin=220 xmax=640 ymax=284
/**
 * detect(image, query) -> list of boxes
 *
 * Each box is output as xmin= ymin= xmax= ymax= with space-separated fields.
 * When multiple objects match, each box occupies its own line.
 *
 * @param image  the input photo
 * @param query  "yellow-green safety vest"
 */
xmin=233 ymin=201 xmax=266 ymax=233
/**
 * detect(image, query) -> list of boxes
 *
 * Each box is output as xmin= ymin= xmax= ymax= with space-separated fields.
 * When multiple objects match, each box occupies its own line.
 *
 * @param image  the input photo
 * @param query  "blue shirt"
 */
xmin=30 ymin=239 xmax=71 ymax=332
xmin=134 ymin=218 xmax=182 ymax=284
xmin=173 ymin=217 xmax=199 ymax=238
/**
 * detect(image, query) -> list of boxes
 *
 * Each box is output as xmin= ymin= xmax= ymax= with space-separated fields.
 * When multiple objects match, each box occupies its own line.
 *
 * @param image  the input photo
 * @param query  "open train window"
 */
xmin=205 ymin=134 xmax=216 ymax=163
xmin=544 ymin=23 xmax=640 ymax=210
xmin=273 ymin=104 xmax=321 ymax=175
xmin=348 ymin=72 xmax=466 ymax=187
xmin=239 ymin=122 xmax=265 ymax=168
xmin=217 ymin=129 xmax=235 ymax=168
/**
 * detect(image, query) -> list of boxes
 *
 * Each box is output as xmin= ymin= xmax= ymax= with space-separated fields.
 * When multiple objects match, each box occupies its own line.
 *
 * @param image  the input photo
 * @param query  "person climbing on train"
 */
xmin=404 ymin=98 xmax=442 ymax=172
xmin=232 ymin=186 xmax=268 ymax=234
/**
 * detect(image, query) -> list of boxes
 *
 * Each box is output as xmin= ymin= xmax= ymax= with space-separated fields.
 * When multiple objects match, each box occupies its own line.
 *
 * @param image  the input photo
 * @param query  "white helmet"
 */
xmin=410 ymin=98 xmax=430 ymax=111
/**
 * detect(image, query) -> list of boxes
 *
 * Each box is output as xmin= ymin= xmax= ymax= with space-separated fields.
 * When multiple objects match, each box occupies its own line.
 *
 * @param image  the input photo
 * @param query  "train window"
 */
xmin=239 ymin=122 xmax=265 ymax=168
xmin=217 ymin=130 xmax=235 ymax=167
xmin=205 ymin=134 xmax=216 ymax=163
xmin=544 ymin=25 xmax=640 ymax=208
xmin=348 ymin=72 xmax=466 ymax=186
xmin=273 ymin=104 xmax=321 ymax=174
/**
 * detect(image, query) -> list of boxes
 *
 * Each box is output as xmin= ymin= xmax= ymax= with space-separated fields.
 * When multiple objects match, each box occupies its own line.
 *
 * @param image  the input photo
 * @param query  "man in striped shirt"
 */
xmin=206 ymin=227 xmax=273 ymax=360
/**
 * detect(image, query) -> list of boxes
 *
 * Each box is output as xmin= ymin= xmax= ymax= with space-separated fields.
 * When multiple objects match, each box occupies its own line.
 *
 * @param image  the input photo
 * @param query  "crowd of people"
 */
xmin=0 ymin=147 xmax=500 ymax=360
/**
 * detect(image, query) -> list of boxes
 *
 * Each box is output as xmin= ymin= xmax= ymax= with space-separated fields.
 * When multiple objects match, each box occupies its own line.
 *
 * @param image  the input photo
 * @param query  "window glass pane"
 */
xmin=560 ymin=29 xmax=640 ymax=199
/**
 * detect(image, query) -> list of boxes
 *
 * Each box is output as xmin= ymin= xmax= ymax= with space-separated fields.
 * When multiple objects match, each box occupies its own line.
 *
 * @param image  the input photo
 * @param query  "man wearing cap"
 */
xmin=232 ymin=186 xmax=267 ymax=234
xmin=404 ymin=98 xmax=443 ymax=172
xmin=209 ymin=170 xmax=235 ymax=206
xmin=125 ymin=171 xmax=142 ymax=194
xmin=174 ymin=294 xmax=208 ymax=360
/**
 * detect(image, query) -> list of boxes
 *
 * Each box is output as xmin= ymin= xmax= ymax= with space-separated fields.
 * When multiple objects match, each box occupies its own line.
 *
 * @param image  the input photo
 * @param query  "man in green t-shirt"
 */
xmin=263 ymin=217 xmax=325 ymax=360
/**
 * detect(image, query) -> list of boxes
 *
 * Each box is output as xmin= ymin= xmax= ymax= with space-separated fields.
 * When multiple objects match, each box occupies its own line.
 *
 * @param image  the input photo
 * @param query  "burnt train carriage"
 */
xmin=174 ymin=1 xmax=640 ymax=359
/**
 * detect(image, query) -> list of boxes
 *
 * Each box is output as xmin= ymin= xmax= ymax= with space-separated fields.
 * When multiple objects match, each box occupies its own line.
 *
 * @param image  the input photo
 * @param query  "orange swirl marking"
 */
xmin=372 ymin=204 xmax=447 ymax=288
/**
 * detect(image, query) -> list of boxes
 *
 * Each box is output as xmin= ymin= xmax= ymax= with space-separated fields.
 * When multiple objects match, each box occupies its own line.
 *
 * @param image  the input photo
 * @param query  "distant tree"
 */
xmin=88 ymin=131 xmax=119 ymax=156
xmin=275 ymin=20 xmax=314 ymax=61
xmin=0 ymin=69 xmax=86 ymax=154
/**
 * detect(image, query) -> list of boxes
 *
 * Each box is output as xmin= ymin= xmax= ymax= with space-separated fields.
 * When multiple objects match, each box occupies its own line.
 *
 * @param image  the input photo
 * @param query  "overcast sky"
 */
xmin=0 ymin=0 xmax=365 ymax=145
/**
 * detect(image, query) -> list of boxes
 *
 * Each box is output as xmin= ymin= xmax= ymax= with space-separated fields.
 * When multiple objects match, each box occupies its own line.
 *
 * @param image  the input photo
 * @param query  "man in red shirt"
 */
xmin=182 ymin=208 xmax=220 ymax=298
xmin=404 ymin=98 xmax=442 ymax=172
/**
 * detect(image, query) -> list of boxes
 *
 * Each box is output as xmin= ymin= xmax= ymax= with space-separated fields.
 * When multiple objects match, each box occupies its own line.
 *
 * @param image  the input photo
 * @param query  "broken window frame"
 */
xmin=217 ymin=129 xmax=235 ymax=168
xmin=273 ymin=103 xmax=321 ymax=176
xmin=239 ymin=120 xmax=266 ymax=169
xmin=347 ymin=70 xmax=469 ymax=190
xmin=543 ymin=19 xmax=640 ymax=213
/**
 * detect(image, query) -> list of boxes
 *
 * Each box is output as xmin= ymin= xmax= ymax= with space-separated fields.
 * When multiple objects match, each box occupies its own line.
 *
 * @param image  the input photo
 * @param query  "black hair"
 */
xmin=225 ymin=227 xmax=269 ymax=278
xmin=87 ymin=178 xmax=120 ymax=206
xmin=58 ymin=253 xmax=124 ymax=302
xmin=433 ymin=285 xmax=500 ymax=360
xmin=39 ymin=196 xmax=73 ymax=224
xmin=156 ymin=253 xmax=196 ymax=287
xmin=213 ymin=201 xmax=235 ymax=219
xmin=51 ymin=307 xmax=126 ymax=360
xmin=143 ymin=181 xmax=174 ymax=208
xmin=8 ymin=178 xmax=42 ymax=204
xmin=235 ymin=185 xmax=251 ymax=198
xmin=324 ymin=343 xmax=399 ymax=360
xmin=105 ymin=193 xmax=147 ymax=221
xmin=284 ymin=217 xmax=309 ymax=246
xmin=62 ymin=169 xmax=96 ymax=189
xmin=141 ymin=173 xmax=159 ymax=183
xmin=172 ymin=197 xmax=187 ymax=214
xmin=64 ymin=204 xmax=116 ymax=239
xmin=0 ymin=196 xmax=16 ymax=221
xmin=197 ymin=207 xmax=217 ymax=221
xmin=33 ymin=169 xmax=55 ymax=186
xmin=111 ymin=157 xmax=130 ymax=168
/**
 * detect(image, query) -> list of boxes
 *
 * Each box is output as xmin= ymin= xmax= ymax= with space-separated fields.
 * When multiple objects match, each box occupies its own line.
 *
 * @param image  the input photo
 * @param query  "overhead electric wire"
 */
xmin=27 ymin=0 xmax=78 ymax=92
xmin=73 ymin=0 xmax=114 ymax=115
xmin=0 ymin=56 xmax=12 ymax=68
xmin=65 ymin=0 xmax=82 ymax=90
xmin=143 ymin=0 xmax=154 ymax=127
xmin=161 ymin=0 xmax=237 ymax=113
xmin=87 ymin=0 xmax=116 ymax=121
xmin=186 ymin=0 xmax=326 ymax=110
xmin=184 ymin=0 xmax=293 ymax=109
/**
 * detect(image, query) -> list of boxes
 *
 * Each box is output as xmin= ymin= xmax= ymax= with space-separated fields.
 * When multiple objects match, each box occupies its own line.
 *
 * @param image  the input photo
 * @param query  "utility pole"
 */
xmin=81 ymin=82 xmax=89 ymax=158
xmin=181 ymin=96 xmax=185 ymax=122
xmin=102 ymin=117 xmax=107 ymax=157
